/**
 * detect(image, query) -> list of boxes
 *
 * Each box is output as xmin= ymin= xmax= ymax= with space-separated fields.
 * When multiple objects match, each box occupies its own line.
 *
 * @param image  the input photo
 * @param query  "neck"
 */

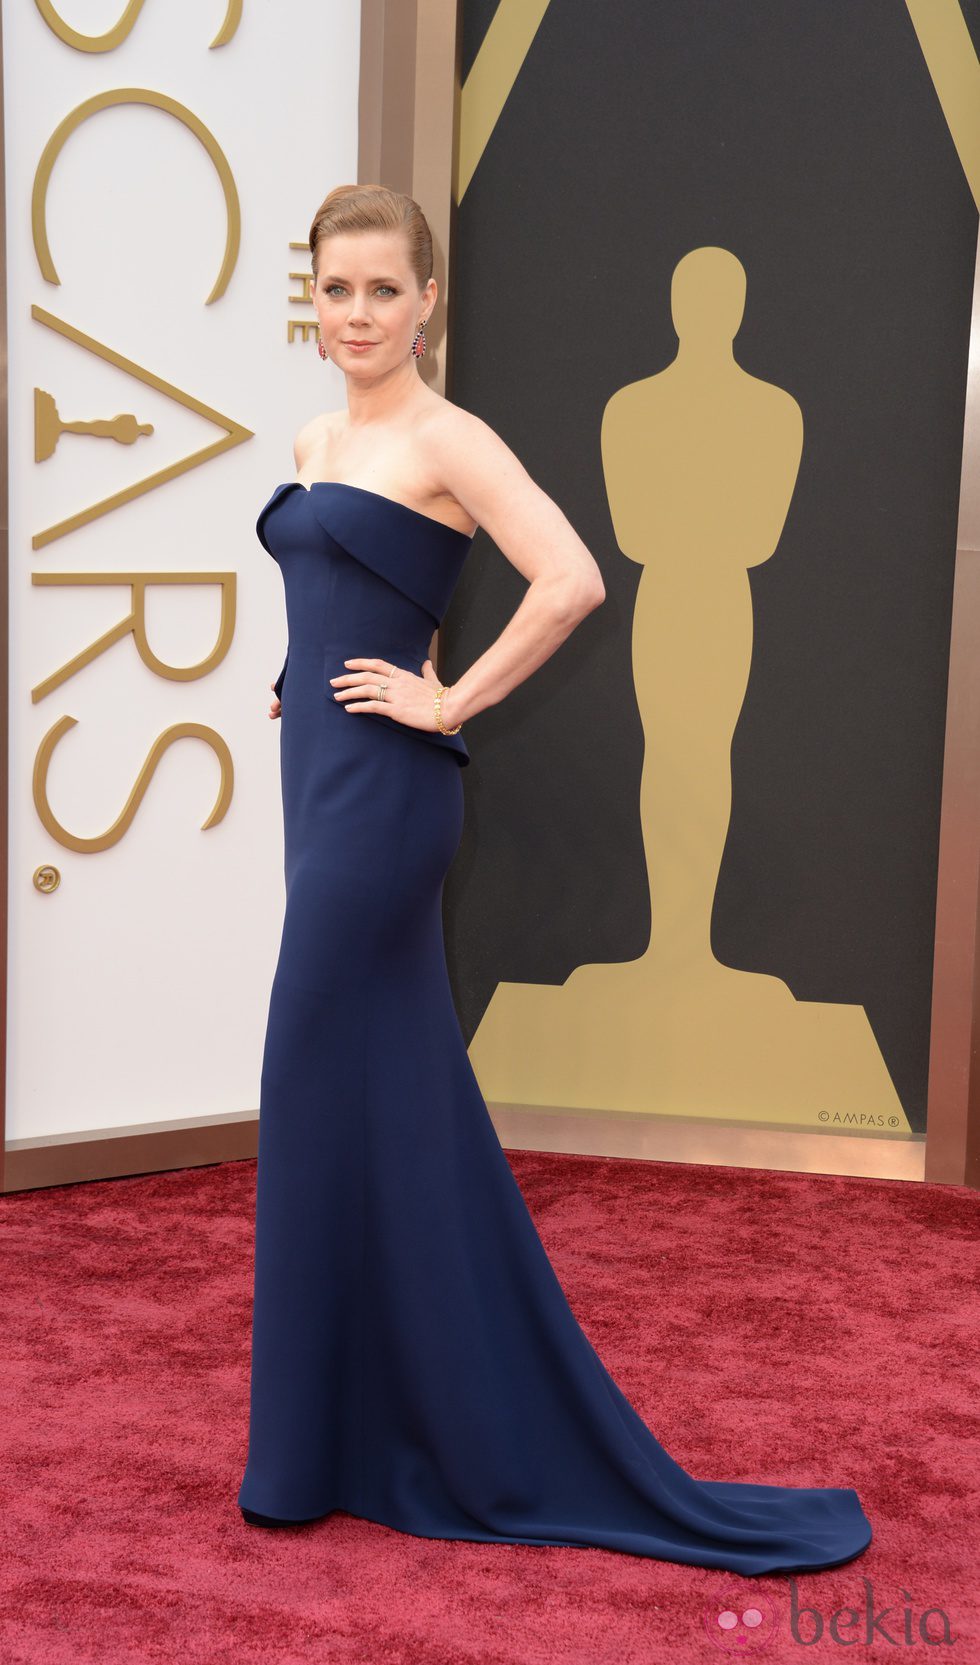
xmin=672 ymin=335 xmax=738 ymax=371
xmin=345 ymin=354 xmax=425 ymax=426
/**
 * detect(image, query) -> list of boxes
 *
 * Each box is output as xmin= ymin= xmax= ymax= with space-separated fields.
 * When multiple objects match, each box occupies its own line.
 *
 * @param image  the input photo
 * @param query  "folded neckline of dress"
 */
xmin=258 ymin=480 xmax=475 ymax=628
xmin=281 ymin=480 xmax=476 ymax=543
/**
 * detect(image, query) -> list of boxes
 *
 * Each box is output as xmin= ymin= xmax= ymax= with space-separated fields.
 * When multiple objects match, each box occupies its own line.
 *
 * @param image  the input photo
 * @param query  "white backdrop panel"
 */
xmin=6 ymin=0 xmax=358 ymax=1140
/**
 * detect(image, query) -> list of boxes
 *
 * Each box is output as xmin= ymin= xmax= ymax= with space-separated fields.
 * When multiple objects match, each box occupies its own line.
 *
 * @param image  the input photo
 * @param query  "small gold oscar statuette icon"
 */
xmin=35 ymin=387 xmax=154 ymax=461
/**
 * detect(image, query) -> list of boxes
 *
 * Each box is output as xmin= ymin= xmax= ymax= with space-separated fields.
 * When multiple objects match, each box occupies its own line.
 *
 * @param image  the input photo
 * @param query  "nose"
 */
xmin=347 ymin=293 xmax=372 ymax=325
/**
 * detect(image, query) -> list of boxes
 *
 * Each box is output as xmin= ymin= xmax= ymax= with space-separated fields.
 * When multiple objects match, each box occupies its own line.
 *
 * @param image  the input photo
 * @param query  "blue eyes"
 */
xmin=325 ymin=285 xmax=397 ymax=297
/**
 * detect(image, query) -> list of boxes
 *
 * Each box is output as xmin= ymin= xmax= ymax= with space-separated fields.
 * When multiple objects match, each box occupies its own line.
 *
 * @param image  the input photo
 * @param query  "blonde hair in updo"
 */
xmin=309 ymin=183 xmax=433 ymax=292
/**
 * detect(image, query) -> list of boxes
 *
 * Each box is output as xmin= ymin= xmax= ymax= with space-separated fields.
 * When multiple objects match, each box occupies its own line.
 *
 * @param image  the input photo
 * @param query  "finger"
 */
xmin=333 ymin=681 xmax=383 ymax=703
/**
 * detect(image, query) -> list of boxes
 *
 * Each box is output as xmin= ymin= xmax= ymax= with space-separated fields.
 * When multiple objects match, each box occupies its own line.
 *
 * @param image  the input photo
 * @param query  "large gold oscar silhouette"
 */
xmin=468 ymin=247 xmax=910 ymax=1133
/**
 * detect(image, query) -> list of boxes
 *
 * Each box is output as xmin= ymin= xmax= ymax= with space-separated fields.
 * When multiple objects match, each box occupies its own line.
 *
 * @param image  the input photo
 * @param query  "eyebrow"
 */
xmin=320 ymin=274 xmax=403 ymax=285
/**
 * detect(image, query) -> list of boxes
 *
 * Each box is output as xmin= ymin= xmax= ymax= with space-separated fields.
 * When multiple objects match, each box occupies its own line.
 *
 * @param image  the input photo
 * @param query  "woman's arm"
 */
xmin=430 ymin=409 xmax=606 ymax=731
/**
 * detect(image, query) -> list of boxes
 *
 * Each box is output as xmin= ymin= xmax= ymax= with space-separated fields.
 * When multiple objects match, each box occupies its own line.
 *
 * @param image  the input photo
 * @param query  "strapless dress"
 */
xmin=236 ymin=478 xmax=873 ymax=1576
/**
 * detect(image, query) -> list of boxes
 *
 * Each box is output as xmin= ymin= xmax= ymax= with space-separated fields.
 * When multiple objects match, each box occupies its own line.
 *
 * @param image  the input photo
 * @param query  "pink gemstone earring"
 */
xmin=317 ymin=327 xmax=327 ymax=361
xmin=411 ymin=318 xmax=427 ymax=359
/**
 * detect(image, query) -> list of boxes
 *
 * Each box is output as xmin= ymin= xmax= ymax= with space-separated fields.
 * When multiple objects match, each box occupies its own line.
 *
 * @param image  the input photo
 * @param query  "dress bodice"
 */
xmin=257 ymin=480 xmax=475 ymax=766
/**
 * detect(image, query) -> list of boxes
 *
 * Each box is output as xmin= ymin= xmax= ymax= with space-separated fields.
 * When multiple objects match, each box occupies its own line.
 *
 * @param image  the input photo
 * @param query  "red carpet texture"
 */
xmin=1 ymin=1149 xmax=977 ymax=1665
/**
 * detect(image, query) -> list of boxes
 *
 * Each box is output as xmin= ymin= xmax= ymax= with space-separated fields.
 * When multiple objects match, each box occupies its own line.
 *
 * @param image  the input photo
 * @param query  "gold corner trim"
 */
xmin=455 ymin=0 xmax=553 ymax=203
xmin=905 ymin=0 xmax=980 ymax=210
xmin=486 ymin=1102 xmax=927 ymax=1183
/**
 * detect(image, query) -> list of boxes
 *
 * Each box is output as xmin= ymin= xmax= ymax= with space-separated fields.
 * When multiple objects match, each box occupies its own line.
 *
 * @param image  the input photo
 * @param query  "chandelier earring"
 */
xmin=411 ymin=318 xmax=427 ymax=360
xmin=317 ymin=326 xmax=328 ymax=362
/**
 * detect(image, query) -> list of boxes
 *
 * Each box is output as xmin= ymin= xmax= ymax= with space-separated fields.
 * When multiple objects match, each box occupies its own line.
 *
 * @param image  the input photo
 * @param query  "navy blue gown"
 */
xmin=236 ymin=478 xmax=873 ymax=1576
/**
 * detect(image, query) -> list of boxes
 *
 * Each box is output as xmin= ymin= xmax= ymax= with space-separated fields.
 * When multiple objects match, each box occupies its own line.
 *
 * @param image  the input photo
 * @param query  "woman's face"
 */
xmin=312 ymin=229 xmax=435 ymax=373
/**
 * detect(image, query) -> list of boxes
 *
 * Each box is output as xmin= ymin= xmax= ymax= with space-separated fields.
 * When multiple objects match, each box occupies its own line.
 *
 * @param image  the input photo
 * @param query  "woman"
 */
xmin=237 ymin=184 xmax=872 ymax=1576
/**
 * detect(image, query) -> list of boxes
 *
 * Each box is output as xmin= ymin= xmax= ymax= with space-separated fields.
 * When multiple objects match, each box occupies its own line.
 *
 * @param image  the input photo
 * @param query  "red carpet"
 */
xmin=1 ymin=1150 xmax=976 ymax=1663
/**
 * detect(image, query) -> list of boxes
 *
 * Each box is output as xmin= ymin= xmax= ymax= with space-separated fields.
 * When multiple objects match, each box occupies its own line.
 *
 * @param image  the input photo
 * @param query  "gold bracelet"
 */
xmin=434 ymin=685 xmax=462 ymax=735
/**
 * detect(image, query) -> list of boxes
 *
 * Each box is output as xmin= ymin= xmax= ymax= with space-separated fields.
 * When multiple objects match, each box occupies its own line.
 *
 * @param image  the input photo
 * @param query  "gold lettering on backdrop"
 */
xmin=469 ymin=247 xmax=911 ymax=1135
xmin=33 ymin=0 xmax=242 ymax=52
xmin=32 ymin=89 xmax=240 ymax=304
xmin=36 ymin=389 xmax=153 ymax=459
xmin=31 ymin=308 xmax=252 ymax=548
xmin=31 ymin=573 xmax=236 ymax=702
xmin=288 ymin=320 xmax=319 ymax=346
xmin=289 ymin=241 xmax=316 ymax=344
xmin=26 ymin=25 xmax=249 ymax=863
xmin=34 ymin=718 xmax=234 ymax=854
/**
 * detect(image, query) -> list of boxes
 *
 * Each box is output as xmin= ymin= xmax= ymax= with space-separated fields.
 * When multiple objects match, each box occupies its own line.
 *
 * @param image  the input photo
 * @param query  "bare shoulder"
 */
xmin=418 ymin=395 xmax=604 ymax=599
xmin=423 ymin=395 xmax=500 ymax=454
xmin=414 ymin=393 xmax=604 ymax=598
xmin=423 ymin=397 xmax=537 ymax=518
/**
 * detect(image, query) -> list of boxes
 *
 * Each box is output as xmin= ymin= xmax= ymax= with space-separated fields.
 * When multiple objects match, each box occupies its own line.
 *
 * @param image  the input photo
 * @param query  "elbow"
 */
xmin=574 ymin=575 xmax=606 ymax=618
xmin=536 ymin=570 xmax=606 ymax=625
xmin=556 ymin=580 xmax=605 ymax=627
xmin=577 ymin=555 xmax=607 ymax=614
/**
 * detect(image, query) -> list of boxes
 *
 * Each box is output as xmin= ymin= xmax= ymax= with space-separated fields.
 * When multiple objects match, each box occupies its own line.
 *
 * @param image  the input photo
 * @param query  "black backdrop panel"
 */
xmin=442 ymin=0 xmax=979 ymax=1135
